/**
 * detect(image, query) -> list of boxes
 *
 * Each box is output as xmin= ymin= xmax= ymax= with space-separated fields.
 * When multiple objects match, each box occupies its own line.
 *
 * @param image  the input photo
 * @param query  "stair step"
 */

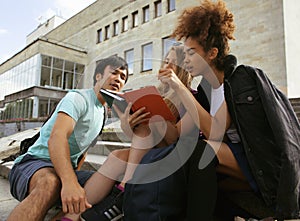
xmin=81 ymin=153 xmax=108 ymax=171
xmin=0 ymin=153 xmax=108 ymax=178
xmin=88 ymin=140 xmax=131 ymax=156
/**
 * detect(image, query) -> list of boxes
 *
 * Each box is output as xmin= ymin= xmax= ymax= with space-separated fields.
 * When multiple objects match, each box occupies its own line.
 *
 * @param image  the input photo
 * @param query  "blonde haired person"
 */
xmin=62 ymin=45 xmax=193 ymax=221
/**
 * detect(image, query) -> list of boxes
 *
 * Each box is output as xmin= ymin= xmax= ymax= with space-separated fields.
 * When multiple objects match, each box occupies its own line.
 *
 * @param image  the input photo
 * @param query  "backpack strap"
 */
xmin=88 ymin=105 xmax=107 ymax=148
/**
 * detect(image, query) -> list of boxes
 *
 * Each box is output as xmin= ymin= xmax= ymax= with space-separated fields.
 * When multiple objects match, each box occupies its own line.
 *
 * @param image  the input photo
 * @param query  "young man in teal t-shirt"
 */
xmin=8 ymin=55 xmax=128 ymax=221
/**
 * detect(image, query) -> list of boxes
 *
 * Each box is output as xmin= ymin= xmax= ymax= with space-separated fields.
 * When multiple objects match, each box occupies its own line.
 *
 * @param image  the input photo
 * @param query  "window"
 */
xmin=132 ymin=11 xmax=138 ymax=28
xmin=154 ymin=1 xmax=162 ymax=18
xmin=142 ymin=43 xmax=153 ymax=71
xmin=105 ymin=25 xmax=110 ymax=40
xmin=40 ymin=55 xmax=84 ymax=90
xmin=113 ymin=21 xmax=119 ymax=36
xmin=122 ymin=16 xmax=128 ymax=32
xmin=143 ymin=6 xmax=150 ymax=23
xmin=167 ymin=0 xmax=176 ymax=12
xmin=125 ymin=49 xmax=134 ymax=75
xmin=97 ymin=29 xmax=103 ymax=43
xmin=162 ymin=37 xmax=177 ymax=57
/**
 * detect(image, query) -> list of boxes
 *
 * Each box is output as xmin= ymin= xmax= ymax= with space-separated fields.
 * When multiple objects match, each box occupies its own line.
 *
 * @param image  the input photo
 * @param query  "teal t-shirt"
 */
xmin=14 ymin=88 xmax=105 ymax=168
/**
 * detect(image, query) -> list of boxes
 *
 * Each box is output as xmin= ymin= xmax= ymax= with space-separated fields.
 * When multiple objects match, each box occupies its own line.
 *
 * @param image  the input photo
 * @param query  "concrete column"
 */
xmin=32 ymin=96 xmax=39 ymax=118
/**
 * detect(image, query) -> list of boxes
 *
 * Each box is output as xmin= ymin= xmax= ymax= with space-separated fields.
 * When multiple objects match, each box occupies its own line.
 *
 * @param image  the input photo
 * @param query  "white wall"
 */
xmin=283 ymin=0 xmax=300 ymax=98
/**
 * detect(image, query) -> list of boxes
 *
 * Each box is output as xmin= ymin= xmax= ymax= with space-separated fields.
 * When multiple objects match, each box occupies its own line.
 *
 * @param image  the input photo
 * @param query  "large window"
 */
xmin=132 ymin=11 xmax=138 ymax=28
xmin=167 ymin=0 xmax=176 ymax=12
xmin=40 ymin=55 xmax=84 ymax=90
xmin=0 ymin=55 xmax=84 ymax=121
xmin=97 ymin=28 xmax=103 ymax=43
xmin=0 ymin=54 xmax=39 ymax=101
xmin=125 ymin=49 xmax=134 ymax=75
xmin=0 ymin=97 xmax=34 ymax=120
xmin=113 ymin=21 xmax=119 ymax=36
xmin=142 ymin=43 xmax=153 ymax=71
xmin=154 ymin=0 xmax=162 ymax=18
xmin=122 ymin=16 xmax=128 ymax=32
xmin=143 ymin=5 xmax=150 ymax=23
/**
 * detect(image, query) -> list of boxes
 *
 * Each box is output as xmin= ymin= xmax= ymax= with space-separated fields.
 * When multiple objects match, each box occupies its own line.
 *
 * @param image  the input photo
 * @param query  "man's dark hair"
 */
xmin=93 ymin=55 xmax=129 ymax=85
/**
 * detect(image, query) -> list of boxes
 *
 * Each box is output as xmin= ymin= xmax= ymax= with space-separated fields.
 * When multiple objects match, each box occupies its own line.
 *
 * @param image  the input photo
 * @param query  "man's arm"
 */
xmin=48 ymin=112 xmax=91 ymax=214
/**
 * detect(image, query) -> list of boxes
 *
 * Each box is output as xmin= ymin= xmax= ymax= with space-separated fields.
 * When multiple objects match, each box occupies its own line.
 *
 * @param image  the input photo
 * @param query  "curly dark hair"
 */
xmin=172 ymin=0 xmax=235 ymax=71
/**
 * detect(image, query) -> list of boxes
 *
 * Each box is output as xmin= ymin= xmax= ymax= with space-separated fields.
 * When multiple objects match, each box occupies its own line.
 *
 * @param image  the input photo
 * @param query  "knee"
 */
xmin=109 ymin=149 xmax=129 ymax=162
xmin=30 ymin=171 xmax=61 ymax=197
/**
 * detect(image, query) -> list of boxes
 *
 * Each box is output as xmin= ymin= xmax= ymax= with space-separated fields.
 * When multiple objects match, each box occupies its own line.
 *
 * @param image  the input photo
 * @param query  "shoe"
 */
xmin=81 ymin=185 xmax=124 ymax=221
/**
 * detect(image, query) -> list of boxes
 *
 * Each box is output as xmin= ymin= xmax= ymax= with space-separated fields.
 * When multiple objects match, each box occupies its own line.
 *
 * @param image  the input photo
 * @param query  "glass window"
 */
xmin=125 ymin=49 xmax=134 ymax=75
xmin=162 ymin=37 xmax=177 ymax=57
xmin=97 ymin=28 xmax=103 ymax=43
xmin=52 ymin=68 xmax=63 ymax=88
xmin=142 ymin=43 xmax=153 ymax=71
xmin=154 ymin=1 xmax=162 ymax=18
xmin=64 ymin=60 xmax=74 ymax=72
xmin=53 ymin=58 xmax=63 ymax=70
xmin=122 ymin=16 xmax=128 ymax=32
xmin=41 ymin=66 xmax=51 ymax=86
xmin=63 ymin=72 xmax=73 ymax=89
xmin=143 ymin=6 xmax=150 ymax=23
xmin=42 ymin=55 xmax=52 ymax=67
xmin=132 ymin=11 xmax=138 ymax=28
xmin=168 ymin=0 xmax=176 ymax=12
xmin=0 ymin=54 xmax=85 ymax=120
xmin=113 ymin=21 xmax=119 ymax=36
xmin=105 ymin=25 xmax=110 ymax=40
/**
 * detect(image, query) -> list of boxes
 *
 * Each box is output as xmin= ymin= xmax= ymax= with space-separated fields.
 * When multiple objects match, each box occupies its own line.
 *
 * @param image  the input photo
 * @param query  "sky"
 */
xmin=0 ymin=0 xmax=96 ymax=64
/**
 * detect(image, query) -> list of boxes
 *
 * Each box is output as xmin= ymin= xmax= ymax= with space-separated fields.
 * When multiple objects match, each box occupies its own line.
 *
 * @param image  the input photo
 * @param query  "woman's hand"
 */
xmin=113 ymin=103 xmax=150 ymax=138
xmin=158 ymin=68 xmax=184 ymax=91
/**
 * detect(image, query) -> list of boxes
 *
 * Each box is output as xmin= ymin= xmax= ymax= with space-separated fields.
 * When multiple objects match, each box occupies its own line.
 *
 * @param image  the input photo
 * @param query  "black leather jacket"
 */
xmin=223 ymin=58 xmax=300 ymax=219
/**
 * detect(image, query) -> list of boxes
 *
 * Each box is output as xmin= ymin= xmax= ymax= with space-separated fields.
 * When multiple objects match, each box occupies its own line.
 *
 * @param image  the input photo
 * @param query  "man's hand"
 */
xmin=61 ymin=181 xmax=92 ymax=214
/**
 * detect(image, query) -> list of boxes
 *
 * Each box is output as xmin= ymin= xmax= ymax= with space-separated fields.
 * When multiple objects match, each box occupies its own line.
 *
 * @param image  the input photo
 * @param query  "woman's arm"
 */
xmin=158 ymin=68 xmax=231 ymax=140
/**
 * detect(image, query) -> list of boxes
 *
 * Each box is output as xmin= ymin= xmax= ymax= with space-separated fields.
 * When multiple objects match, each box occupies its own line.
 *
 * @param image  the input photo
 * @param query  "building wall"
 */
xmin=283 ymin=0 xmax=300 ymax=98
xmin=1 ymin=0 xmax=299 ymax=99
xmin=0 ymin=40 xmax=87 ymax=75
xmin=43 ymin=0 xmax=292 ymax=95
xmin=227 ymin=0 xmax=287 ymax=93
xmin=26 ymin=16 xmax=66 ymax=45
xmin=0 ymin=121 xmax=42 ymax=138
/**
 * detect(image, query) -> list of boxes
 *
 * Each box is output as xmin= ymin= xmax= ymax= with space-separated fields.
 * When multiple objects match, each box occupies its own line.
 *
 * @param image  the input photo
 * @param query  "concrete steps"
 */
xmin=0 ymin=129 xmax=130 ymax=220
xmin=290 ymin=97 xmax=300 ymax=121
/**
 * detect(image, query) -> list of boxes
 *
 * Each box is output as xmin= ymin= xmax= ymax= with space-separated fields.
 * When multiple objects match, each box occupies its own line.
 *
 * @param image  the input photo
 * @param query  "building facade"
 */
xmin=1 ymin=0 xmax=299 ymax=123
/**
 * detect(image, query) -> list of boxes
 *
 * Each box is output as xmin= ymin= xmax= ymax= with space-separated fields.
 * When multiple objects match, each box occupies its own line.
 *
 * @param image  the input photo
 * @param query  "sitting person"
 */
xmin=7 ymin=55 xmax=129 ymax=221
xmin=61 ymin=45 xmax=194 ymax=221
xmin=153 ymin=0 xmax=300 ymax=220
xmin=115 ymin=0 xmax=299 ymax=220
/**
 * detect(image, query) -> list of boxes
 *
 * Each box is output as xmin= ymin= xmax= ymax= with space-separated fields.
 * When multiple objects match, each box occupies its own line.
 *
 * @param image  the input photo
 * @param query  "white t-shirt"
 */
xmin=209 ymin=84 xmax=241 ymax=143
xmin=210 ymin=84 xmax=224 ymax=116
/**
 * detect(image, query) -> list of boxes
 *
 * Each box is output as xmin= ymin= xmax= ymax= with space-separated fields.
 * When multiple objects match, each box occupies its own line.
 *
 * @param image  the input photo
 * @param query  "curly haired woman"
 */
xmin=158 ymin=0 xmax=271 ymax=220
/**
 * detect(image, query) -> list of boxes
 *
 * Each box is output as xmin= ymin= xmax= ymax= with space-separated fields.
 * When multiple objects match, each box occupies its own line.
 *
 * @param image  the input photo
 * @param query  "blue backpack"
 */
xmin=123 ymin=143 xmax=188 ymax=221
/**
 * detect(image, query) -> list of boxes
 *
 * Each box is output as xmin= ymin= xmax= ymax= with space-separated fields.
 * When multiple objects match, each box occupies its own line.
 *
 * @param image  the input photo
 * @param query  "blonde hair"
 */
xmin=157 ymin=45 xmax=193 ymax=121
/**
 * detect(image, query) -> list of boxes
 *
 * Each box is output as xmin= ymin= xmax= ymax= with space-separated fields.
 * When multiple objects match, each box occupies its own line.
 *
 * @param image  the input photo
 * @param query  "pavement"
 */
xmin=0 ymin=161 xmax=64 ymax=221
xmin=0 ymin=175 xmax=18 ymax=221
